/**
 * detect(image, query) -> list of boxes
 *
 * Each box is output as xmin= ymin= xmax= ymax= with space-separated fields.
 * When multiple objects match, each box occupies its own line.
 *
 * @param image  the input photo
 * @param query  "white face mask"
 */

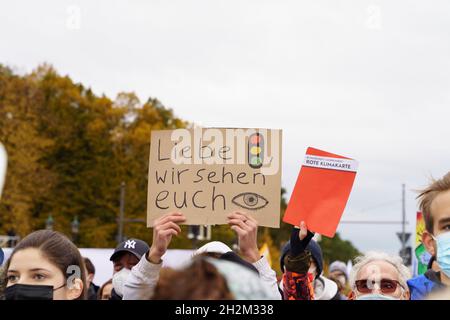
xmin=0 ymin=143 xmax=7 ymax=200
xmin=356 ymin=293 xmax=399 ymax=300
xmin=112 ymin=267 xmax=131 ymax=297
xmin=432 ymin=232 xmax=450 ymax=278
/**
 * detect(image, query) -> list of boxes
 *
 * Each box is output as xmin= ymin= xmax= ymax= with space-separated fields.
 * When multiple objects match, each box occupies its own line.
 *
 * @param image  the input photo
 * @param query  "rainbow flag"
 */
xmin=415 ymin=212 xmax=431 ymax=275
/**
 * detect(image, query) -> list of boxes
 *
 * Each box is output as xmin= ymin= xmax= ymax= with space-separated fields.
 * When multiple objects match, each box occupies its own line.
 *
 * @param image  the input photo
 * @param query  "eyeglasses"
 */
xmin=355 ymin=279 xmax=403 ymax=294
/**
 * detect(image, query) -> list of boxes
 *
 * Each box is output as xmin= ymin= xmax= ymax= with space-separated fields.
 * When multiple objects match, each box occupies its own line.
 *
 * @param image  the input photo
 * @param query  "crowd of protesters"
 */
xmin=0 ymin=171 xmax=449 ymax=300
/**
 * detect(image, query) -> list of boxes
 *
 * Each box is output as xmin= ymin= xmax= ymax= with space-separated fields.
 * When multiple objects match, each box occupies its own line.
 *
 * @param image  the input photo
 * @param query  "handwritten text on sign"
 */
xmin=147 ymin=128 xmax=282 ymax=227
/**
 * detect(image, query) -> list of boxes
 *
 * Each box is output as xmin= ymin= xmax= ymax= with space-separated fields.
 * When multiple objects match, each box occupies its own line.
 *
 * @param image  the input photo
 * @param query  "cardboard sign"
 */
xmin=283 ymin=147 xmax=358 ymax=237
xmin=147 ymin=128 xmax=282 ymax=228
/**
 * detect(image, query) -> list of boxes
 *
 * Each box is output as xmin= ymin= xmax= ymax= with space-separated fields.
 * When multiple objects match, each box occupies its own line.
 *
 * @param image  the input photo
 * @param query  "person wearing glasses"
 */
xmin=348 ymin=251 xmax=411 ymax=300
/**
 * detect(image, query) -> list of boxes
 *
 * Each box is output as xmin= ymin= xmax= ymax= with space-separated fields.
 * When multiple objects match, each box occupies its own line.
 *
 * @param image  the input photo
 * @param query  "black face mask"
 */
xmin=4 ymin=283 xmax=65 ymax=300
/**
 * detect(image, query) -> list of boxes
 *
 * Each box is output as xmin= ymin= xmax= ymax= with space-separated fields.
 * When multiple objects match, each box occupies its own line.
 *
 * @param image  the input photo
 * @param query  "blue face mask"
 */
xmin=356 ymin=293 xmax=399 ymax=300
xmin=432 ymin=231 xmax=450 ymax=278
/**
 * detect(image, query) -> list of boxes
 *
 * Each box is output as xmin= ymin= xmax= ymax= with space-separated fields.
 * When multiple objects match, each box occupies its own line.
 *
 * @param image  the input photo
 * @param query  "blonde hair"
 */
xmin=417 ymin=172 xmax=450 ymax=233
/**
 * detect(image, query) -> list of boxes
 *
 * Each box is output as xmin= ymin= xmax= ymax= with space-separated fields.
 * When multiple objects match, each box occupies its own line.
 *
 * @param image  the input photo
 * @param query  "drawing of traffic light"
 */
xmin=248 ymin=132 xmax=264 ymax=169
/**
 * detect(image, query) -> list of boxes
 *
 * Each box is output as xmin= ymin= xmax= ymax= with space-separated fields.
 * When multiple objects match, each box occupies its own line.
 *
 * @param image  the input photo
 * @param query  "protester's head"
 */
xmin=83 ymin=257 xmax=95 ymax=287
xmin=417 ymin=172 xmax=450 ymax=278
xmin=153 ymin=256 xmax=275 ymax=300
xmin=193 ymin=241 xmax=258 ymax=273
xmin=193 ymin=241 xmax=232 ymax=257
xmin=2 ymin=230 xmax=87 ymax=300
xmin=329 ymin=260 xmax=349 ymax=289
xmin=97 ymin=279 xmax=113 ymax=300
xmin=153 ymin=258 xmax=234 ymax=300
xmin=109 ymin=238 xmax=149 ymax=298
xmin=329 ymin=274 xmax=345 ymax=295
xmin=280 ymin=239 xmax=323 ymax=279
xmin=110 ymin=238 xmax=149 ymax=273
xmin=349 ymin=251 xmax=411 ymax=300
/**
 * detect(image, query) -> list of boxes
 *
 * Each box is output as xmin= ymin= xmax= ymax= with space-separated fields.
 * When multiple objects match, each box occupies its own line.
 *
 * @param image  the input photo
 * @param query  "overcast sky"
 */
xmin=1 ymin=0 xmax=449 ymax=257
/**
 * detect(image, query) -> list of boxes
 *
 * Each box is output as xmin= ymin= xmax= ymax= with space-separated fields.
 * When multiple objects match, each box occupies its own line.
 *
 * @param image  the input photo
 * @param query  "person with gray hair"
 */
xmin=349 ymin=251 xmax=412 ymax=300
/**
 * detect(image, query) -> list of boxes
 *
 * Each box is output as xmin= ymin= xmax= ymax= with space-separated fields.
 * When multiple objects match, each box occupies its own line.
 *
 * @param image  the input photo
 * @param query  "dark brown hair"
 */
xmin=417 ymin=172 xmax=450 ymax=233
xmin=84 ymin=257 xmax=95 ymax=275
xmin=97 ymin=278 xmax=112 ymax=300
xmin=2 ymin=230 xmax=87 ymax=300
xmin=152 ymin=257 xmax=234 ymax=300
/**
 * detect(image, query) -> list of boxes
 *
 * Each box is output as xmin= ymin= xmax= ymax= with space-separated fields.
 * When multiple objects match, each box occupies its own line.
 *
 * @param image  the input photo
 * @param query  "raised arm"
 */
xmin=227 ymin=211 xmax=282 ymax=300
xmin=123 ymin=212 xmax=186 ymax=300
xmin=282 ymin=221 xmax=315 ymax=300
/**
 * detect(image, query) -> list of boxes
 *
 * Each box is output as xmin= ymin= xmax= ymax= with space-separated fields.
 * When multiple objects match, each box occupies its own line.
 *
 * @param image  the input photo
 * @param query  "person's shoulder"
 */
xmin=407 ymin=272 xmax=440 ymax=300
xmin=407 ymin=274 xmax=427 ymax=287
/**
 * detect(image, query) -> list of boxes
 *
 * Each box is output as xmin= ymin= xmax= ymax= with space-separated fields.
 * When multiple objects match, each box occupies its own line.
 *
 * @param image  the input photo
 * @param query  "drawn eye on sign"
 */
xmin=248 ymin=133 xmax=264 ymax=169
xmin=232 ymin=192 xmax=269 ymax=211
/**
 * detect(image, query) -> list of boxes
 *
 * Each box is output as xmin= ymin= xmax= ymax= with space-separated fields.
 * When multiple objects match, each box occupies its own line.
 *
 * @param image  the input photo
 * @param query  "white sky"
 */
xmin=1 ymin=0 xmax=449 ymax=256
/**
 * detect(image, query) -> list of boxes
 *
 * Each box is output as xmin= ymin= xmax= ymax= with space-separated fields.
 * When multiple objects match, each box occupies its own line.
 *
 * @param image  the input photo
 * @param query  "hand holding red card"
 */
xmin=283 ymin=147 xmax=358 ymax=237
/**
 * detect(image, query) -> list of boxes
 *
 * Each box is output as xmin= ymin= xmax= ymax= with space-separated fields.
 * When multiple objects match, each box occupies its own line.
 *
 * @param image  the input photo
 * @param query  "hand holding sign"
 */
xmin=147 ymin=212 xmax=186 ymax=264
xmin=227 ymin=211 xmax=260 ymax=263
xmin=290 ymin=221 xmax=315 ymax=257
xmin=298 ymin=221 xmax=308 ymax=241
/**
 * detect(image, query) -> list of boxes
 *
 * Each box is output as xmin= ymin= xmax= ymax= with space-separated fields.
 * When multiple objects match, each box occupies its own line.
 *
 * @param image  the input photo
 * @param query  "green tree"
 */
xmin=320 ymin=233 xmax=361 ymax=270
xmin=0 ymin=64 xmax=187 ymax=247
xmin=0 ymin=65 xmax=54 ymax=236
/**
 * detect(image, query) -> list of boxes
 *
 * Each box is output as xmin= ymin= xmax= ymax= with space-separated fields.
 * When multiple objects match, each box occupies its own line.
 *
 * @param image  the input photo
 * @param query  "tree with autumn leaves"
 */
xmin=0 ymin=64 xmax=360 ymax=275
xmin=0 ymin=64 xmax=186 ymax=247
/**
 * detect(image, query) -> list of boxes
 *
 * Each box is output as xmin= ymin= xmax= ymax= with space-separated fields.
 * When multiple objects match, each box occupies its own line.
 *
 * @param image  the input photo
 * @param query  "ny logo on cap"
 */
xmin=124 ymin=240 xmax=136 ymax=249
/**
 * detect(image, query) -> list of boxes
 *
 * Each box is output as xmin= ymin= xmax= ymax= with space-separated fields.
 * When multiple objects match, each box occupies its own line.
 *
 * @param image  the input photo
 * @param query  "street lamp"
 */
xmin=71 ymin=216 xmax=80 ymax=243
xmin=46 ymin=215 xmax=54 ymax=230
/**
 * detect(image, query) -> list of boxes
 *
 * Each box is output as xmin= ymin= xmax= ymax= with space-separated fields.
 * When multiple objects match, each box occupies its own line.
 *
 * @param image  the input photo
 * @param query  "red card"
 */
xmin=283 ymin=147 xmax=358 ymax=237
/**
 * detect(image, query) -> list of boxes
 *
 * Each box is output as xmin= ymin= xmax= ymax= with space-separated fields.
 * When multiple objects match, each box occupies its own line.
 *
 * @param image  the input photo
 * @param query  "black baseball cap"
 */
xmin=109 ymin=238 xmax=150 ymax=262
